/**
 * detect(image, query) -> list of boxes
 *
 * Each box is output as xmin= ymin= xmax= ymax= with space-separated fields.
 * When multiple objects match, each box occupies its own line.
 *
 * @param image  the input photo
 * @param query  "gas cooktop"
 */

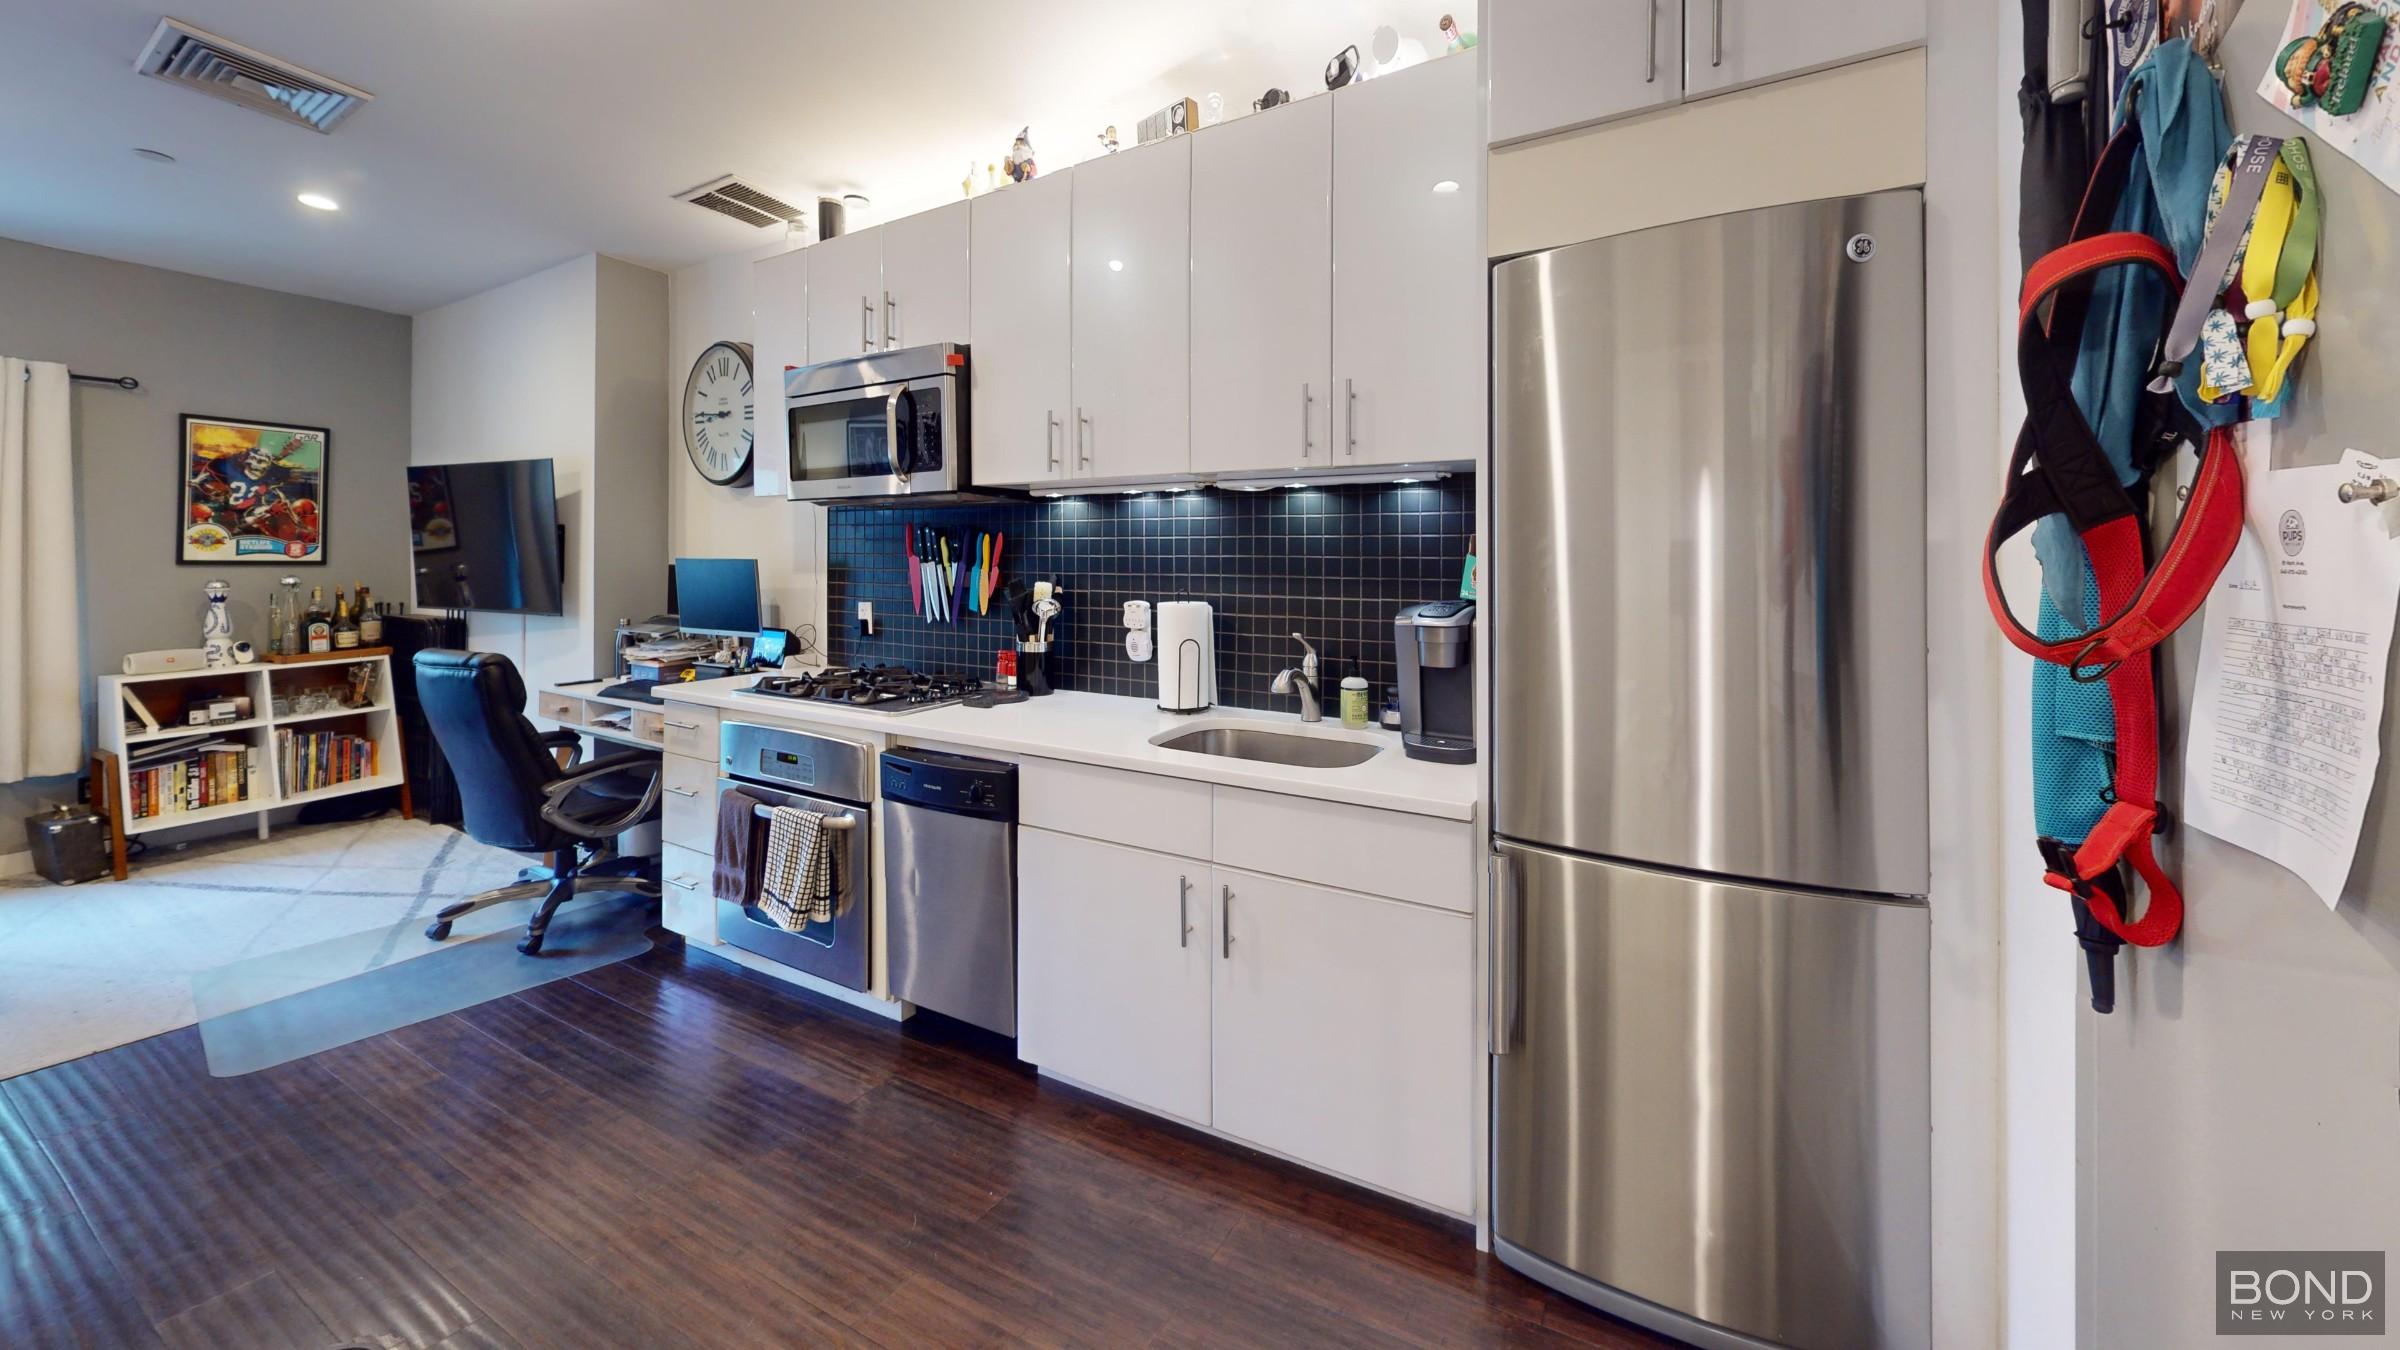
xmin=738 ymin=664 xmax=984 ymax=715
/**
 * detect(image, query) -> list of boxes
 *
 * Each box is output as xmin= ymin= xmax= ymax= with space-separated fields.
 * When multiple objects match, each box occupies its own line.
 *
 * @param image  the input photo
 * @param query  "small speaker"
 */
xmin=123 ymin=648 xmax=209 ymax=675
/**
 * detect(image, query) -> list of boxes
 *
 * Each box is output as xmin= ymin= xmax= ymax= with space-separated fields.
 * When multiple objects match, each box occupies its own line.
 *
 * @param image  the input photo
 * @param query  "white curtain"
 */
xmin=1 ymin=358 xmax=80 ymax=783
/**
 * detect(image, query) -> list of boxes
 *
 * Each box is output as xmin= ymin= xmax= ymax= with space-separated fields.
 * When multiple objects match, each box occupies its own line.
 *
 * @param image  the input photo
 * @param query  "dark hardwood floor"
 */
xmin=2 ymin=936 xmax=1676 ymax=1349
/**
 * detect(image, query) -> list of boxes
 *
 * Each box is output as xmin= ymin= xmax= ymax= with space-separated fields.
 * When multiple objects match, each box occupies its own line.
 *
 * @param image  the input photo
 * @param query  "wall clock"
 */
xmin=682 ymin=340 xmax=755 ymax=487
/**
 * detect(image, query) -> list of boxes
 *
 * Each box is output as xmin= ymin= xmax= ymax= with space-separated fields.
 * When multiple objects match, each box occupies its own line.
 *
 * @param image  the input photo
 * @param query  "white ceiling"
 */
xmin=0 ymin=1 xmax=1443 ymax=314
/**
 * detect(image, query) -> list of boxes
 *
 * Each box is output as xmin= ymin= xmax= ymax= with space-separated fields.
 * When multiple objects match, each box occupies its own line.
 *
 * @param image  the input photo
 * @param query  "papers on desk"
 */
xmin=2183 ymin=426 xmax=2400 ymax=908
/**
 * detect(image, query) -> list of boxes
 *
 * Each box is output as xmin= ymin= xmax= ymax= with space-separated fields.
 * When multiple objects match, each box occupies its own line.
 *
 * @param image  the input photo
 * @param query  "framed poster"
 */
xmin=178 ymin=415 xmax=327 ymax=564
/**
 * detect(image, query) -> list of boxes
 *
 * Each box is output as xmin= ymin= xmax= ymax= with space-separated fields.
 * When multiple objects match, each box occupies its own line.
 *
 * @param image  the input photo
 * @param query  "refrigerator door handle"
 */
xmin=1488 ymin=849 xmax=1519 ymax=1055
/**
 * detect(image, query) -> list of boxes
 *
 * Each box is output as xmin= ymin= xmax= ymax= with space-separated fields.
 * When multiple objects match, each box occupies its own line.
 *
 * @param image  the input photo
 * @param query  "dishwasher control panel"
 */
xmin=880 ymin=746 xmax=1018 ymax=821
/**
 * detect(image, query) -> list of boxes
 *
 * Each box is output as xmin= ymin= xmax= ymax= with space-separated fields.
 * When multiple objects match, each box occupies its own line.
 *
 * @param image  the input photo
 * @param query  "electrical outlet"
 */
xmin=856 ymin=601 xmax=874 ymax=637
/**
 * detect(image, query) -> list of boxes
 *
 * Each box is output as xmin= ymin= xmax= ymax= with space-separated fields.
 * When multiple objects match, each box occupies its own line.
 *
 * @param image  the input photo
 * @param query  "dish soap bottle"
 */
xmin=1340 ymin=675 xmax=1370 ymax=729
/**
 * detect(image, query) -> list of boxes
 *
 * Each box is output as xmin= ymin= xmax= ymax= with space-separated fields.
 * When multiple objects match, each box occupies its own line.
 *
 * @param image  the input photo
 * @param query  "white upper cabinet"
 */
xmin=1488 ymin=0 xmax=1683 ymax=146
xmin=1682 ymin=0 xmax=1924 ymax=98
xmin=1209 ymin=867 xmax=1475 ymax=1214
xmin=970 ymin=171 xmax=1074 ymax=487
xmin=1333 ymin=54 xmax=1483 ymax=468
xmin=879 ymin=200 xmax=970 ymax=349
xmin=749 ymin=247 xmax=807 ymax=499
xmin=1071 ymin=135 xmax=1192 ymax=483
xmin=803 ymin=227 xmax=884 ymax=363
xmin=1191 ymin=97 xmax=1333 ymax=477
xmin=1489 ymin=0 xmax=1924 ymax=144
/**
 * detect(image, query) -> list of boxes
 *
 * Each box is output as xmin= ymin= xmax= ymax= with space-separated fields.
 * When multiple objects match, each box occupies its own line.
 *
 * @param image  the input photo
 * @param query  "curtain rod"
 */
xmin=18 ymin=368 xmax=141 ymax=389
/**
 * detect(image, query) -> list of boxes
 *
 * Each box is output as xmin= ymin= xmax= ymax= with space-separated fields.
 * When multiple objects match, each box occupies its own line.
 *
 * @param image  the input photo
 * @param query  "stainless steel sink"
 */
xmin=1152 ymin=725 xmax=1381 ymax=768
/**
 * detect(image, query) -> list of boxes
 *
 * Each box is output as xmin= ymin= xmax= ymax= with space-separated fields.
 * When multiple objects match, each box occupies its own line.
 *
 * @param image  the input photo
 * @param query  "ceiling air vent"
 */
xmin=134 ymin=18 xmax=372 ymax=134
xmin=675 ymin=175 xmax=808 ymax=229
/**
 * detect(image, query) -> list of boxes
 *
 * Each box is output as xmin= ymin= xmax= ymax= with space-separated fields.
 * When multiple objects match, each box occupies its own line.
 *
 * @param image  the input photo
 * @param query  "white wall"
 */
xmin=666 ymin=242 xmax=826 ymax=658
xmin=412 ymin=252 xmax=668 ymax=693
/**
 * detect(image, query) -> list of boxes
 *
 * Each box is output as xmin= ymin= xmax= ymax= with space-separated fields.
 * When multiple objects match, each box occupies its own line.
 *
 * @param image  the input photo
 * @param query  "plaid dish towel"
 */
xmin=758 ymin=804 xmax=837 ymax=931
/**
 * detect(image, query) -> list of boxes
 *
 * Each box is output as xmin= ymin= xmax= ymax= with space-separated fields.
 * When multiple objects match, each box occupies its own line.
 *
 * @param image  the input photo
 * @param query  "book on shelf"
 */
xmin=275 ymin=727 xmax=380 ymax=796
xmin=127 ymin=742 xmax=257 ymax=821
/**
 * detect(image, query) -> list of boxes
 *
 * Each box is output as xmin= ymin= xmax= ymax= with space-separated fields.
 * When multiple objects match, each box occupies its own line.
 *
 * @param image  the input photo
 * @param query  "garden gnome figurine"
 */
xmin=1006 ymin=127 xmax=1036 ymax=182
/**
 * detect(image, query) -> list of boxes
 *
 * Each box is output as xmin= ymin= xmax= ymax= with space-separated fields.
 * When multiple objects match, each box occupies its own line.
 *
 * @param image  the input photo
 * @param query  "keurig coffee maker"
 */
xmin=1394 ymin=600 xmax=1476 ymax=763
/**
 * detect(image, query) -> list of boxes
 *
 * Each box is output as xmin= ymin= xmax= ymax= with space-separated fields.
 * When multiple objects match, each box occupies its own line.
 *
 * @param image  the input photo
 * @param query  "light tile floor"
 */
xmin=0 ymin=816 xmax=531 ymax=1080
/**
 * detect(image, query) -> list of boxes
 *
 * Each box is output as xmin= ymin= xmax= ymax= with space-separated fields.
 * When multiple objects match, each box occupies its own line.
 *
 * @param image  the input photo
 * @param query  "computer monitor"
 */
xmin=674 ymin=557 xmax=762 ymax=637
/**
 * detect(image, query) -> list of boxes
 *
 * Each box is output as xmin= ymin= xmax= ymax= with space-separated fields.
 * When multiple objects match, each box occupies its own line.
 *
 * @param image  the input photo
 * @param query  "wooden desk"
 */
xmin=534 ymin=679 xmax=677 ymax=751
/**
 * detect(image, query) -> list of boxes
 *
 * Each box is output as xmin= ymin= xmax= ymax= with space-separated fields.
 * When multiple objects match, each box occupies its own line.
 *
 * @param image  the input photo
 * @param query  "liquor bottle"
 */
xmin=356 ymin=584 xmax=382 ymax=645
xmin=266 ymin=591 xmax=286 ymax=657
xmin=333 ymin=587 xmax=360 ymax=650
xmin=305 ymin=586 xmax=332 ymax=654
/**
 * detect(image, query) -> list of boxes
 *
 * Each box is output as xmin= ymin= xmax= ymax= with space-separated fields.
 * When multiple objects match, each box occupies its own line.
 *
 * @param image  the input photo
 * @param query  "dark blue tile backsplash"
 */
xmin=825 ymin=481 xmax=1475 ymax=712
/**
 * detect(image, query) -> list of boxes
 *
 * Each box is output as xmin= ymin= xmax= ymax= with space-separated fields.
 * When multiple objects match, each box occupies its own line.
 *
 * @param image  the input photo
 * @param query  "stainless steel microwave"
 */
xmin=783 ymin=342 xmax=994 ymax=506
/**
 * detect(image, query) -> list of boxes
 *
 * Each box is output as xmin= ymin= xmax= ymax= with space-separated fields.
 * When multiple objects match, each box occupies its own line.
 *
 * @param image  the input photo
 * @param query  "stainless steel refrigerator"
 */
xmin=1490 ymin=190 xmax=1931 ymax=1350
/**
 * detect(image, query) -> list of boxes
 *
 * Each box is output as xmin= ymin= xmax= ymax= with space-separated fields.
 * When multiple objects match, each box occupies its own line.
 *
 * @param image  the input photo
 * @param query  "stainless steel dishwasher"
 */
xmin=880 ymin=747 xmax=1019 ymax=1036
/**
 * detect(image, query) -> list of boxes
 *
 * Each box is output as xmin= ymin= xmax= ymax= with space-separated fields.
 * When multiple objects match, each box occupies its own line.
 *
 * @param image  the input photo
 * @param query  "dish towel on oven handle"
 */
xmin=759 ymin=803 xmax=839 ymax=931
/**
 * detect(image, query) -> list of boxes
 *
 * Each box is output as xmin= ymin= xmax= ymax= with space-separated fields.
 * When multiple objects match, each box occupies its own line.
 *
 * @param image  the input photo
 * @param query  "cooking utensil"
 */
xmin=906 ymin=524 xmax=923 ymax=618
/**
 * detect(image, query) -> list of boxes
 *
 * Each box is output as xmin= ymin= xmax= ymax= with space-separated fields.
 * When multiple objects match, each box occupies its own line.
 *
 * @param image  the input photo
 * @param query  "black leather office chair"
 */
xmin=413 ymin=650 xmax=663 ymax=954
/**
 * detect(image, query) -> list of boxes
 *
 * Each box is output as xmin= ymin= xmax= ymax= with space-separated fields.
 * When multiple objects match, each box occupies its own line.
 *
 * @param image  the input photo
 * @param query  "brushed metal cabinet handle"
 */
xmin=861 ymin=296 xmax=873 ymax=350
xmin=664 ymin=719 xmax=699 ymax=730
xmin=884 ymin=291 xmax=897 ymax=349
xmin=1047 ymin=409 xmax=1062 ymax=473
xmin=1646 ymin=0 xmax=1659 ymax=82
xmin=1711 ymin=0 xmax=1724 ymax=68
xmin=1344 ymin=378 xmax=1357 ymax=457
xmin=668 ymin=876 xmax=699 ymax=892
xmin=1077 ymin=409 xmax=1093 ymax=470
xmin=1179 ymin=875 xmax=1193 ymax=948
xmin=1220 ymin=884 xmax=1233 ymax=959
xmin=1488 ymin=851 xmax=1518 ymax=1055
xmin=666 ymin=786 xmax=700 ymax=798
xmin=1301 ymin=383 xmax=1314 ymax=461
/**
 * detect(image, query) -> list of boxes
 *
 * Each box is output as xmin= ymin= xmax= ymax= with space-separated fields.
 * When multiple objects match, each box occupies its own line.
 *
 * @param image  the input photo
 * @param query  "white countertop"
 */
xmin=656 ymin=677 xmax=1478 ymax=821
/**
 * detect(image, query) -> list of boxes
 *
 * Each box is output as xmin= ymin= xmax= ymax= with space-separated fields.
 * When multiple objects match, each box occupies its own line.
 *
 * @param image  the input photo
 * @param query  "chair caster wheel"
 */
xmin=517 ymin=934 xmax=545 ymax=956
xmin=425 ymin=920 xmax=452 ymax=941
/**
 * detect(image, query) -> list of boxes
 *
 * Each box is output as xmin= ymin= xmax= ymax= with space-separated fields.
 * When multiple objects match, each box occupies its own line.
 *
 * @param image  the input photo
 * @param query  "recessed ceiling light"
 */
xmin=1431 ymin=179 xmax=1460 ymax=195
xmin=1108 ymin=259 xmax=1125 ymax=272
xmin=131 ymin=147 xmax=177 ymax=164
xmin=1285 ymin=482 xmax=1309 ymax=489
xmin=296 ymin=192 xmax=340 ymax=211
xmin=1395 ymin=477 xmax=1421 ymax=484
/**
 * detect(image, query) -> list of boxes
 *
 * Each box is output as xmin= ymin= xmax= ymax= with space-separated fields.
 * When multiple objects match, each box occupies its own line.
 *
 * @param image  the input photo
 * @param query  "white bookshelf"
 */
xmin=95 ymin=652 xmax=409 ymax=853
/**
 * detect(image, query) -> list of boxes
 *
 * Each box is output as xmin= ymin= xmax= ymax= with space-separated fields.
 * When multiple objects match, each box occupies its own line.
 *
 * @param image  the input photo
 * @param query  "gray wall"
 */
xmin=2083 ymin=10 xmax=2400 ymax=1345
xmin=0 ymin=236 xmax=411 ymax=856
xmin=590 ymin=254 xmax=670 ymax=661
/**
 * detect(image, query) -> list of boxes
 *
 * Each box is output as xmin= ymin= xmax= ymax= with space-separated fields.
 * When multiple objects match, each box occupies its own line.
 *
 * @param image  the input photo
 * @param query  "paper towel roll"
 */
xmin=1155 ymin=601 xmax=1216 ymax=712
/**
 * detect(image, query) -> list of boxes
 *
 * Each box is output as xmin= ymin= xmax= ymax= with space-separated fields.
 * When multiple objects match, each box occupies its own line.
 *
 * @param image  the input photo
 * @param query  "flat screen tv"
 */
xmin=407 ymin=459 xmax=565 ymax=615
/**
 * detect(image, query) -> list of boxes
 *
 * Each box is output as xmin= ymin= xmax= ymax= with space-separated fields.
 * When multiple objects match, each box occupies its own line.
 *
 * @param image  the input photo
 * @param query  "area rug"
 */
xmin=0 ymin=816 xmax=534 ymax=1080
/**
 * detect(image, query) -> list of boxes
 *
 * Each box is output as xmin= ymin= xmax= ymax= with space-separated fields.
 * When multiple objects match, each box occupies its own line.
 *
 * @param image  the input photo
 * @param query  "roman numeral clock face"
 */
xmin=682 ymin=341 xmax=755 ymax=487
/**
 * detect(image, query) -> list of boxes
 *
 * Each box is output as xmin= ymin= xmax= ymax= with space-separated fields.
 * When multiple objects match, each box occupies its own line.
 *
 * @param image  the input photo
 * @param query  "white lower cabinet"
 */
xmin=1015 ymin=789 xmax=1475 ymax=1214
xmin=1210 ymin=867 xmax=1474 ymax=1214
xmin=1017 ymin=827 xmax=1213 ymax=1125
xmin=661 ymin=842 xmax=716 ymax=945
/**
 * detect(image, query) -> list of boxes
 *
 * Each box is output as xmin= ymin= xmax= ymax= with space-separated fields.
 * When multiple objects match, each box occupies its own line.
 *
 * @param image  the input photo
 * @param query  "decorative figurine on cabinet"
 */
xmin=201 ymin=579 xmax=234 ymax=668
xmin=1097 ymin=124 xmax=1119 ymax=154
xmin=1005 ymin=128 xmax=1036 ymax=182
xmin=1440 ymin=13 xmax=1477 ymax=51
